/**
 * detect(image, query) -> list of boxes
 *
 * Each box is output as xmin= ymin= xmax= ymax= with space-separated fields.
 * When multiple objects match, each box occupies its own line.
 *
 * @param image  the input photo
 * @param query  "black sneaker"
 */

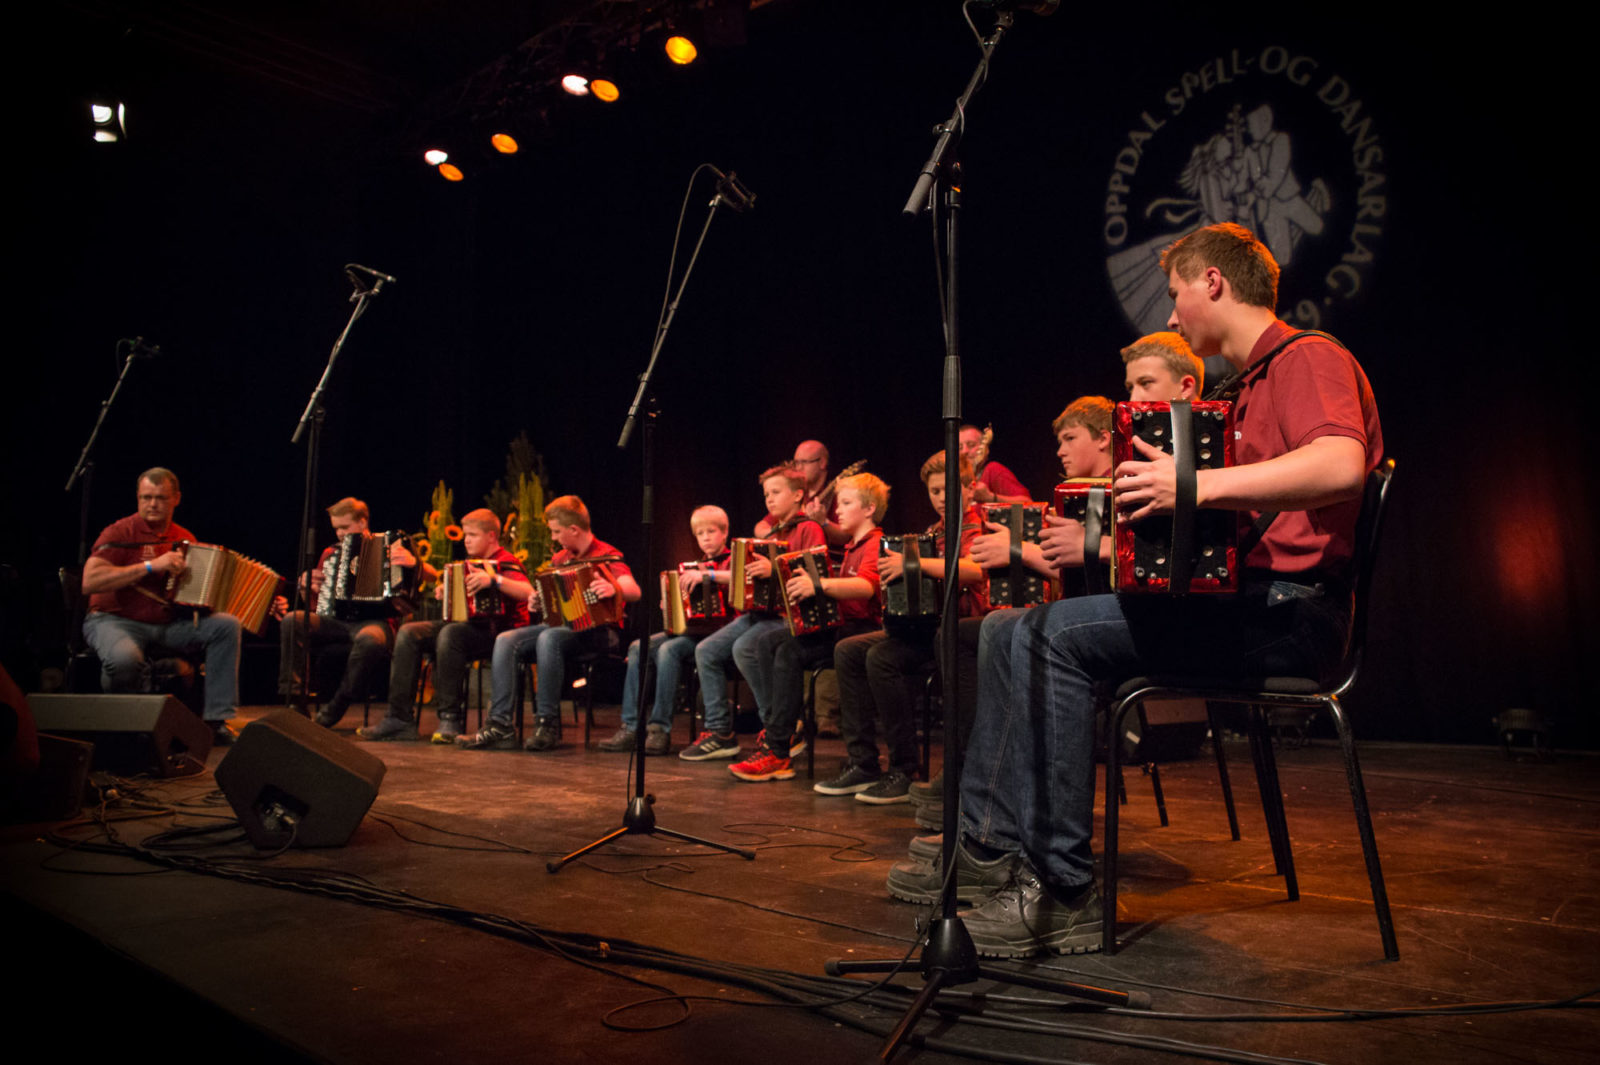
xmin=679 ymin=731 xmax=740 ymax=761
xmin=357 ymin=716 xmax=419 ymax=742
xmin=457 ymin=721 xmax=517 ymax=750
xmin=885 ymin=838 xmax=1019 ymax=904
xmin=525 ymin=718 xmax=560 ymax=751
xmin=961 ymin=864 xmax=1103 ymax=958
xmin=645 ymin=723 xmax=671 ymax=756
xmin=856 ymin=770 xmax=911 ymax=805
xmin=597 ymin=727 xmax=637 ymax=753
xmin=209 ymin=721 xmax=236 ymax=747
xmin=813 ymin=763 xmax=880 ymax=796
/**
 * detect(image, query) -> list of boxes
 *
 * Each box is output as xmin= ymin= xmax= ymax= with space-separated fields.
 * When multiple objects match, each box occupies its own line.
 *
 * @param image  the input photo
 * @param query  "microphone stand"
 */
xmin=548 ymin=177 xmax=756 ymax=872
xmin=826 ymin=13 xmax=1144 ymax=1059
xmin=286 ymin=269 xmax=390 ymax=717
xmin=66 ymin=338 xmax=161 ymax=566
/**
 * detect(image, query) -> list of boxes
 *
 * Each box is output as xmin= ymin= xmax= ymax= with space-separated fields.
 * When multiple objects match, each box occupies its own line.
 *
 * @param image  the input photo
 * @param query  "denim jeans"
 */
xmin=488 ymin=622 xmax=621 ymax=726
xmin=620 ymin=631 xmax=701 ymax=729
xmin=693 ymin=613 xmax=785 ymax=734
xmin=82 ymin=610 xmax=241 ymax=721
xmin=961 ymin=584 xmax=1348 ymax=894
xmin=385 ymin=620 xmax=495 ymax=723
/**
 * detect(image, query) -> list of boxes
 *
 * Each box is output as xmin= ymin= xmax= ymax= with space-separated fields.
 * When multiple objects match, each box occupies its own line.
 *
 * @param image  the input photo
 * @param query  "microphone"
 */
xmin=345 ymin=263 xmax=398 ymax=285
xmin=710 ymin=167 xmax=757 ymax=213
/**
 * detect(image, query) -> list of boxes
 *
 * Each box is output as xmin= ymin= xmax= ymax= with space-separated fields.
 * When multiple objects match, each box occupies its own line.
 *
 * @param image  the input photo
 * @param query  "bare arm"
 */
xmin=1114 ymin=435 xmax=1366 ymax=522
xmin=81 ymin=550 xmax=185 ymax=595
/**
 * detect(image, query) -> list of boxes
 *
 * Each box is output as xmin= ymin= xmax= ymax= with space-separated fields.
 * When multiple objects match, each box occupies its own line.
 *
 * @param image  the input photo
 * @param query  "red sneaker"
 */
xmin=729 ymin=749 xmax=795 ymax=782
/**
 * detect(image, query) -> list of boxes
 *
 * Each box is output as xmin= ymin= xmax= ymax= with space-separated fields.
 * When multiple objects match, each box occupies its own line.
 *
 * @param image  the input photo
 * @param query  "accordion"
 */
xmin=662 ymin=563 xmax=729 ymax=636
xmin=1112 ymin=400 xmax=1237 ymax=594
xmin=319 ymin=531 xmax=418 ymax=619
xmin=983 ymin=503 xmax=1056 ymax=609
xmin=533 ymin=558 xmax=625 ymax=632
xmin=776 ymin=545 xmax=840 ymax=636
xmin=1052 ymin=478 xmax=1113 ymax=597
xmin=730 ymin=537 xmax=786 ymax=613
xmin=441 ymin=560 xmax=507 ymax=622
xmin=167 ymin=542 xmax=282 ymax=634
xmin=882 ymin=531 xmax=940 ymax=638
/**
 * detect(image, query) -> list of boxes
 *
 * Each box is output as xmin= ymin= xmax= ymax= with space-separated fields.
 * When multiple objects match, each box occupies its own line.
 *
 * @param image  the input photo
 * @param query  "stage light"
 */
xmin=664 ymin=35 xmax=698 ymax=65
xmin=490 ymin=132 xmax=519 ymax=154
xmin=423 ymin=148 xmax=449 ymax=166
xmin=439 ymin=163 xmax=464 ymax=182
xmin=561 ymin=74 xmax=590 ymax=96
xmin=90 ymin=100 xmax=126 ymax=143
xmin=590 ymin=78 xmax=620 ymax=103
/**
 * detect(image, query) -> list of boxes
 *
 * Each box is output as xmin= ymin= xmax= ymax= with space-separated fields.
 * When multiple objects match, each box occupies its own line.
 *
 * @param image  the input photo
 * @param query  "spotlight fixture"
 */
xmin=561 ymin=74 xmax=591 ymax=96
xmin=438 ymin=163 xmax=465 ymax=182
xmin=490 ymin=132 xmax=519 ymax=154
xmin=423 ymin=148 xmax=449 ymax=166
xmin=664 ymin=35 xmax=697 ymax=65
xmin=90 ymin=100 xmax=126 ymax=143
xmin=589 ymin=78 xmax=620 ymax=103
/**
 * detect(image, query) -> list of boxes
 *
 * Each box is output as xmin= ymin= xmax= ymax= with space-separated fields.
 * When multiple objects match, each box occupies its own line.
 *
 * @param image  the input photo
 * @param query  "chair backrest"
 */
xmin=1331 ymin=458 xmax=1396 ymax=696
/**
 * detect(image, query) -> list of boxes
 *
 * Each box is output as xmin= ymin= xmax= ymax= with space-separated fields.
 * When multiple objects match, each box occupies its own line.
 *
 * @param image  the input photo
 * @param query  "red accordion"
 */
xmin=1052 ymin=478 xmax=1113 ymax=597
xmin=1111 ymin=400 xmax=1237 ymax=594
xmin=533 ymin=558 xmax=626 ymax=631
xmin=776 ymin=545 xmax=840 ymax=636
xmin=662 ymin=562 xmax=730 ymax=635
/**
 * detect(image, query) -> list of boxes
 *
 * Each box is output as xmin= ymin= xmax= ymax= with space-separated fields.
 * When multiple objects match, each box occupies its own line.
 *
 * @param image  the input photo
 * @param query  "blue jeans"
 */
xmin=961 ymin=583 xmax=1348 ymax=894
xmin=693 ymin=613 xmax=785 ymax=734
xmin=620 ymin=632 xmax=701 ymax=729
xmin=82 ymin=610 xmax=241 ymax=721
xmin=488 ymin=623 xmax=621 ymax=725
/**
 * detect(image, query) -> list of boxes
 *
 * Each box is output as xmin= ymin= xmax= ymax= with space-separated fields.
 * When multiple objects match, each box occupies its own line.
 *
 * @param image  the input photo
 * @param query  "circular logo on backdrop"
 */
xmin=1103 ymin=46 xmax=1387 ymax=335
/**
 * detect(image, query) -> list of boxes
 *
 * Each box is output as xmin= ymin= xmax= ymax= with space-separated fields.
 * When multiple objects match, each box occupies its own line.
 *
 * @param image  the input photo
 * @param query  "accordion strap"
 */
xmin=1169 ymin=400 xmax=1197 ymax=595
xmin=1083 ymin=486 xmax=1108 ymax=597
xmin=1204 ymin=329 xmax=1347 ymax=401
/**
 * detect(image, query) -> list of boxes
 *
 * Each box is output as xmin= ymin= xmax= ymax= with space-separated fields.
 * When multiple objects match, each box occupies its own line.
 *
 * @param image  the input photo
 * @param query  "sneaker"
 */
xmin=431 ymin=715 xmax=463 ymax=745
xmin=524 ymin=718 xmax=560 ymax=752
xmin=357 ymin=716 xmax=419 ymax=742
xmin=597 ymin=727 xmax=637 ymax=753
xmin=961 ymin=865 xmax=1103 ymax=959
xmin=645 ymin=723 xmax=671 ymax=756
xmin=914 ymin=801 xmax=944 ymax=831
xmin=314 ymin=710 xmax=344 ymax=729
xmin=679 ymin=731 xmax=740 ymax=761
xmin=813 ymin=763 xmax=881 ymax=796
xmin=209 ymin=721 xmax=236 ymax=747
xmin=729 ymin=748 xmax=794 ymax=782
xmin=909 ymin=770 xmax=944 ymax=804
xmin=755 ymin=728 xmax=806 ymax=760
xmin=856 ymin=770 xmax=911 ymax=805
xmin=457 ymin=720 xmax=518 ymax=750
xmin=908 ymin=833 xmax=942 ymax=864
xmin=885 ymin=838 xmax=1019 ymax=904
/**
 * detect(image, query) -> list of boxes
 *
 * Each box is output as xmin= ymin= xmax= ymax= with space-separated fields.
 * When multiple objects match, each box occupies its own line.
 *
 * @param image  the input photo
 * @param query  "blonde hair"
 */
xmin=839 ymin=473 xmax=889 ymax=521
xmin=461 ymin=508 xmax=501 ymax=537
xmin=1052 ymin=396 xmax=1114 ymax=437
xmin=544 ymin=495 xmax=591 ymax=531
xmin=919 ymin=450 xmax=974 ymax=486
xmin=690 ymin=505 xmax=729 ymax=532
xmin=1120 ymin=332 xmax=1203 ymax=393
xmin=326 ymin=497 xmax=369 ymax=522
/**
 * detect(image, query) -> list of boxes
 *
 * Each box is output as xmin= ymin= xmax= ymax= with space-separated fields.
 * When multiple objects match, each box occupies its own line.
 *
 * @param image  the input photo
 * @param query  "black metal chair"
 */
xmin=1102 ymin=458 xmax=1398 ymax=960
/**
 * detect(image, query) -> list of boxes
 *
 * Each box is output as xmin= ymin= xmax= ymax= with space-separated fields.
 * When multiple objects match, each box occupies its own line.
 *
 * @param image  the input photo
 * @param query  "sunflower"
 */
xmin=445 ymin=524 xmax=464 ymax=541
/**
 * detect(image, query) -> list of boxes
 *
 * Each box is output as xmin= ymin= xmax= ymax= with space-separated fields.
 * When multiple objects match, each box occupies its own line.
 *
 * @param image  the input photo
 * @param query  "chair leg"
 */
xmin=920 ymin=676 xmax=933 ymax=783
xmin=1249 ymin=706 xmax=1298 ymax=899
xmin=1147 ymin=762 xmax=1169 ymax=827
xmin=1326 ymin=695 xmax=1400 ymax=961
xmin=582 ymin=661 xmax=596 ymax=747
xmin=803 ymin=669 xmax=818 ymax=780
xmin=1207 ymin=702 xmax=1241 ymax=841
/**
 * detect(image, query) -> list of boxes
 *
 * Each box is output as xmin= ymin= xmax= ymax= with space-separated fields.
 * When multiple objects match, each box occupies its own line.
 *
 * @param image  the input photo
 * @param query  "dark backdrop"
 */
xmin=7 ymin=2 xmax=1593 ymax=747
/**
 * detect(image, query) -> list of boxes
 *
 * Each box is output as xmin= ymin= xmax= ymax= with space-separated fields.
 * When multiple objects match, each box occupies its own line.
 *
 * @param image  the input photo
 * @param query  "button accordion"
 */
xmin=317 ymin=531 xmax=418 ymax=619
xmin=776 ymin=545 xmax=840 ymax=636
xmin=662 ymin=562 xmax=730 ymax=636
xmin=730 ymin=537 xmax=786 ymax=613
xmin=441 ymin=560 xmax=508 ymax=622
xmin=1111 ymin=399 xmax=1237 ymax=594
xmin=533 ymin=558 xmax=626 ymax=632
xmin=1052 ymin=478 xmax=1113 ymax=597
xmin=882 ymin=531 xmax=940 ymax=638
xmin=166 ymin=542 xmax=283 ymax=634
xmin=983 ymin=503 xmax=1056 ymax=609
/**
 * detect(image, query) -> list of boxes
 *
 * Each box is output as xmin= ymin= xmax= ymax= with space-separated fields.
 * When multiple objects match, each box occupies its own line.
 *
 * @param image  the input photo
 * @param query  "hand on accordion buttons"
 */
xmin=389 ymin=541 xmax=417 ymax=567
xmin=747 ymin=555 xmax=773 ymax=579
xmin=269 ymin=595 xmax=289 ymax=621
xmin=590 ymin=577 xmax=616 ymax=600
xmin=967 ymin=523 xmax=1013 ymax=569
xmin=1113 ymin=436 xmax=1178 ymax=523
xmin=878 ymin=550 xmax=904 ymax=584
xmin=785 ymin=574 xmax=818 ymax=602
xmin=464 ymin=567 xmax=495 ymax=593
xmin=153 ymin=549 xmax=187 ymax=577
xmin=1039 ymin=513 xmax=1086 ymax=567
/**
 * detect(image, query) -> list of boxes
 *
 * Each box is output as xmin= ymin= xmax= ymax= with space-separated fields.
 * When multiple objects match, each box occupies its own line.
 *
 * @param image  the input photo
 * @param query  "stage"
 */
xmin=5 ymin=702 xmax=1596 ymax=1064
